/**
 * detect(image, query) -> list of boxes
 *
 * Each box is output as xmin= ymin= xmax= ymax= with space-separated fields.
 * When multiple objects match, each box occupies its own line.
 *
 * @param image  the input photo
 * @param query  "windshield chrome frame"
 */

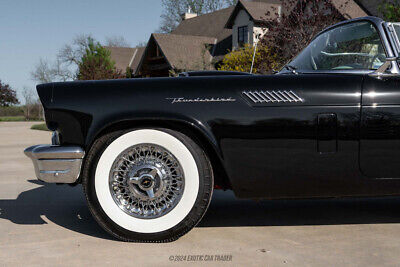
xmin=385 ymin=23 xmax=400 ymax=55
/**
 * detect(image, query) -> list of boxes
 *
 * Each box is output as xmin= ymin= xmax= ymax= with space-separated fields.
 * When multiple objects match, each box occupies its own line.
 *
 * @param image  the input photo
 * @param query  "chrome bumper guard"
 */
xmin=24 ymin=145 xmax=85 ymax=184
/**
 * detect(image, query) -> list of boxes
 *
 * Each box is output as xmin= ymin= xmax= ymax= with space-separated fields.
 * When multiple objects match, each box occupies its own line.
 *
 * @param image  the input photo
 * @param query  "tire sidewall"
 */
xmin=83 ymin=128 xmax=213 ymax=242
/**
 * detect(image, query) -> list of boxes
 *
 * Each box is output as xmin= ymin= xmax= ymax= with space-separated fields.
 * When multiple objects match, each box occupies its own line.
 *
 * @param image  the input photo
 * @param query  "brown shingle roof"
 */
xmin=105 ymin=46 xmax=145 ymax=73
xmin=172 ymin=6 xmax=234 ymax=57
xmin=241 ymin=0 xmax=281 ymax=21
xmin=105 ymin=46 xmax=134 ymax=72
xmin=226 ymin=0 xmax=280 ymax=28
xmin=172 ymin=7 xmax=234 ymax=38
xmin=152 ymin=33 xmax=217 ymax=70
xmin=130 ymin=47 xmax=145 ymax=73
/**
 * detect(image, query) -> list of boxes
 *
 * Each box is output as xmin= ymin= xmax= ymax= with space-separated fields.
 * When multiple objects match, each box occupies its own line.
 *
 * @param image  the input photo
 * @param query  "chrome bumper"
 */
xmin=24 ymin=145 xmax=85 ymax=184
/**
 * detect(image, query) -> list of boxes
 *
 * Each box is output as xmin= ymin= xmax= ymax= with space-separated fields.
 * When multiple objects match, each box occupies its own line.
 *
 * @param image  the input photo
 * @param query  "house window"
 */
xmin=238 ymin=26 xmax=248 ymax=47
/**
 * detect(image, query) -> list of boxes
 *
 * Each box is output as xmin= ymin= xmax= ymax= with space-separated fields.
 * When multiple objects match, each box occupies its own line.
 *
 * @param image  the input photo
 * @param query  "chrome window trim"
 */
xmin=386 ymin=23 xmax=400 ymax=55
xmin=384 ymin=22 xmax=400 ymax=75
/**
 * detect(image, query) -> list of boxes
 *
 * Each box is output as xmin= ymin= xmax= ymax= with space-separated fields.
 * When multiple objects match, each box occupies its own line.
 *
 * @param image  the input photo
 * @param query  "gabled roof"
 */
xmin=130 ymin=47 xmax=145 ymax=72
xmin=151 ymin=33 xmax=216 ymax=70
xmin=172 ymin=6 xmax=234 ymax=39
xmin=226 ymin=0 xmax=281 ymax=28
xmin=172 ymin=6 xmax=234 ymax=57
xmin=105 ymin=46 xmax=145 ymax=73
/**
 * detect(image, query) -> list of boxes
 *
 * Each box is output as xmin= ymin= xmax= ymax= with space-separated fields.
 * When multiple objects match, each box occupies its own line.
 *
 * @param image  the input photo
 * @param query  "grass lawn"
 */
xmin=0 ymin=116 xmax=26 ymax=121
xmin=31 ymin=123 xmax=50 ymax=131
xmin=0 ymin=116 xmax=44 ymax=122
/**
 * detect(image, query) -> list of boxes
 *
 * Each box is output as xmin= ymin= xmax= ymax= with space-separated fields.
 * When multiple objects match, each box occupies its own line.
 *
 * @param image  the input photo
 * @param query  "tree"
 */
xmin=32 ymin=34 xmax=130 ymax=83
xmin=224 ymin=0 xmax=237 ymax=5
xmin=0 ymin=80 xmax=19 ymax=107
xmin=260 ymin=0 xmax=349 ymax=72
xmin=21 ymin=87 xmax=44 ymax=120
xmin=30 ymin=59 xmax=54 ymax=84
xmin=31 ymin=58 xmax=72 ymax=84
xmin=218 ymin=44 xmax=280 ymax=74
xmin=158 ymin=0 xmax=238 ymax=33
xmin=22 ymin=87 xmax=34 ymax=119
xmin=105 ymin=35 xmax=130 ymax=47
xmin=31 ymin=58 xmax=74 ymax=84
xmin=135 ymin=41 xmax=148 ymax=48
xmin=30 ymin=34 xmax=92 ymax=83
xmin=58 ymin=34 xmax=93 ymax=67
xmin=379 ymin=0 xmax=400 ymax=21
xmin=77 ymin=37 xmax=123 ymax=80
xmin=126 ymin=66 xmax=134 ymax=78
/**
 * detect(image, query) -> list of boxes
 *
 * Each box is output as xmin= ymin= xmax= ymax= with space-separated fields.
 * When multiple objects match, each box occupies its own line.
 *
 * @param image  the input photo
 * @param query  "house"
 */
xmin=110 ymin=0 xmax=383 ymax=77
xmin=138 ymin=6 xmax=235 ymax=77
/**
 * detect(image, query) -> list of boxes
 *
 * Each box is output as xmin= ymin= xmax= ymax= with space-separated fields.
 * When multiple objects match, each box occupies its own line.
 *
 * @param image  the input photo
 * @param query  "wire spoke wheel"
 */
xmin=109 ymin=143 xmax=185 ymax=219
xmin=85 ymin=128 xmax=213 ymax=242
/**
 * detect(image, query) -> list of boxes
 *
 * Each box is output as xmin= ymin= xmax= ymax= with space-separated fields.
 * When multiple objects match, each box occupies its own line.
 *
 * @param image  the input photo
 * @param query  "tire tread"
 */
xmin=81 ymin=128 xmax=213 ymax=242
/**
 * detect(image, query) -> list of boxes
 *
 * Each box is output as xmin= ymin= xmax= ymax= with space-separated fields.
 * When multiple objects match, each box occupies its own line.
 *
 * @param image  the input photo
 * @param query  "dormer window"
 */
xmin=238 ymin=26 xmax=248 ymax=47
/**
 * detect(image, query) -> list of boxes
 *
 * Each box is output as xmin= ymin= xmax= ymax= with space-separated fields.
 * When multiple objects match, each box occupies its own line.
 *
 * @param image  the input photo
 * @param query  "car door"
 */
xmin=359 ymin=22 xmax=400 ymax=179
xmin=360 ymin=75 xmax=400 ymax=178
xmin=232 ymin=74 xmax=363 ymax=199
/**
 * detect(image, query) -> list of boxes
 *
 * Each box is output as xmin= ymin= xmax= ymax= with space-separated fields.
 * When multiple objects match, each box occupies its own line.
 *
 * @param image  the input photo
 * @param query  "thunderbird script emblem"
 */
xmin=166 ymin=97 xmax=236 ymax=104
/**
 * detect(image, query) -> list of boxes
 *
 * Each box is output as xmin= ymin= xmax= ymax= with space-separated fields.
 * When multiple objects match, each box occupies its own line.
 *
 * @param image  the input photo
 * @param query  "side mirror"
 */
xmin=370 ymin=57 xmax=400 ymax=78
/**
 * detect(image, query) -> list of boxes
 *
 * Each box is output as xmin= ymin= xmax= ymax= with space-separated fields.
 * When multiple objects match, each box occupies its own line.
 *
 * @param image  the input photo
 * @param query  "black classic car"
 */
xmin=25 ymin=17 xmax=400 ymax=242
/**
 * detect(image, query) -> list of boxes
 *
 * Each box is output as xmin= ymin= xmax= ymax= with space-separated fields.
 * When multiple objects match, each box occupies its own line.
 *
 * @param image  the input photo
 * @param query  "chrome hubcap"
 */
xmin=109 ymin=144 xmax=185 ymax=219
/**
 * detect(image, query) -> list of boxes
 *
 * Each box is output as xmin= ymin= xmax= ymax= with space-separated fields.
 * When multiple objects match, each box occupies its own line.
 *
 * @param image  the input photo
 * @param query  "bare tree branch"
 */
xmin=224 ymin=0 xmax=237 ymax=6
xmin=135 ymin=41 xmax=148 ymax=48
xmin=58 ymin=34 xmax=93 ymax=66
xmin=30 ymin=59 xmax=55 ymax=84
xmin=30 ymin=58 xmax=74 ymax=83
xmin=105 ymin=35 xmax=130 ymax=47
xmin=260 ymin=0 xmax=349 ymax=72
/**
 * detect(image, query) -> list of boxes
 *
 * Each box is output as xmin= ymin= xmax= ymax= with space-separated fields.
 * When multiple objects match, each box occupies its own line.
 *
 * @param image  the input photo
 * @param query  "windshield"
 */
xmin=288 ymin=21 xmax=386 ymax=72
xmin=394 ymin=24 xmax=400 ymax=40
xmin=389 ymin=23 xmax=400 ymax=53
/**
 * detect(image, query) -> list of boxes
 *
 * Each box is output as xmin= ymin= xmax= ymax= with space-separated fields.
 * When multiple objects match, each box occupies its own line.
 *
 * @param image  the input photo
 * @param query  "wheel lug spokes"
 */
xmin=109 ymin=144 xmax=185 ymax=219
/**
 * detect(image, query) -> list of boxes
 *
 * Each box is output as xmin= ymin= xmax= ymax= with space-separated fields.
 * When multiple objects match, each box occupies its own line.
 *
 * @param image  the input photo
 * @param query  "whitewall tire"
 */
xmin=82 ymin=128 xmax=213 ymax=242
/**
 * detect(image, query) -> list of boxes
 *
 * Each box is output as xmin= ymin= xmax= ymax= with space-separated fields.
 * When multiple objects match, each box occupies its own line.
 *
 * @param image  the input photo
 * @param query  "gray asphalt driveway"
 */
xmin=2 ymin=122 xmax=400 ymax=266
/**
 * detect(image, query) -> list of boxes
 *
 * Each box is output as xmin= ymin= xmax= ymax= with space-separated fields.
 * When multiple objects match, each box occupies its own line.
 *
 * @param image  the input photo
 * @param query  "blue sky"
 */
xmin=0 ymin=0 xmax=163 ymax=101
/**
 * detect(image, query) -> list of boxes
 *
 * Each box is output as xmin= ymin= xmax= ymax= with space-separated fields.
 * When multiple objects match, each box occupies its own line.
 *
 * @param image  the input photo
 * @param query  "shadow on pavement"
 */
xmin=0 ymin=180 xmax=113 ymax=240
xmin=1 ymin=180 xmax=400 ymax=240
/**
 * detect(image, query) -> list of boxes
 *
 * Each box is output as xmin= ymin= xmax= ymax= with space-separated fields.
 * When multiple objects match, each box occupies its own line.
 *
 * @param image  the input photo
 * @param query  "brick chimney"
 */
xmin=181 ymin=6 xmax=197 ymax=20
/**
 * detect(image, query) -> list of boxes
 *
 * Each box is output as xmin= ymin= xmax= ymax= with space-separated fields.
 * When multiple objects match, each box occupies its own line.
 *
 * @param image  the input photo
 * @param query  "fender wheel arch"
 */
xmin=81 ymin=119 xmax=231 ymax=190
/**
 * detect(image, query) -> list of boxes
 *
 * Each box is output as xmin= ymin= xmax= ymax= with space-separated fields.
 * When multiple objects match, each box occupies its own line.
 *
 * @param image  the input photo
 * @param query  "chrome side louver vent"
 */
xmin=242 ymin=90 xmax=303 ymax=104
